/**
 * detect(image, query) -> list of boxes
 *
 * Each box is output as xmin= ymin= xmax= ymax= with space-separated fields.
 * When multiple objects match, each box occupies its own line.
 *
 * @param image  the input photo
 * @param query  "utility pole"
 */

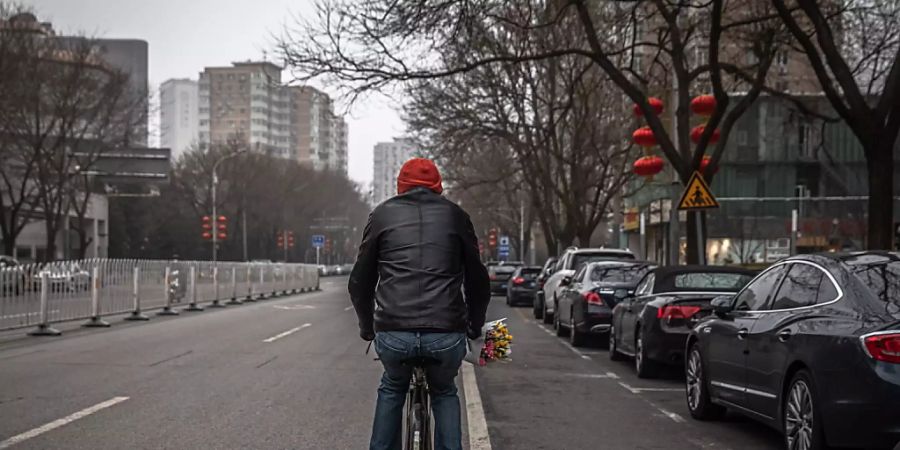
xmin=210 ymin=149 xmax=246 ymax=264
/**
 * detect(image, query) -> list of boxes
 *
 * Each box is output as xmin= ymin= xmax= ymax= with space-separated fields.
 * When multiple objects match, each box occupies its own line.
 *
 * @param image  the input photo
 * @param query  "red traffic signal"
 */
xmin=202 ymin=216 xmax=213 ymax=240
xmin=216 ymin=215 xmax=228 ymax=240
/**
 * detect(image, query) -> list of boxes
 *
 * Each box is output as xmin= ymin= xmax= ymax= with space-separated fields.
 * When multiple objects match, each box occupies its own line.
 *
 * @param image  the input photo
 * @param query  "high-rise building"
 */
xmin=334 ymin=117 xmax=349 ymax=174
xmin=198 ymin=61 xmax=291 ymax=158
xmin=159 ymin=79 xmax=198 ymax=160
xmin=372 ymin=138 xmax=418 ymax=205
xmin=289 ymin=86 xmax=347 ymax=173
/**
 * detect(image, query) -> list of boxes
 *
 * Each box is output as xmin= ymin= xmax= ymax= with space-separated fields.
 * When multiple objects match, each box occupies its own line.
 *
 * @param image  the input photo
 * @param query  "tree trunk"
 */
xmin=2 ymin=233 xmax=14 ymax=257
xmin=576 ymin=227 xmax=592 ymax=247
xmin=43 ymin=220 xmax=58 ymax=263
xmin=866 ymin=142 xmax=895 ymax=250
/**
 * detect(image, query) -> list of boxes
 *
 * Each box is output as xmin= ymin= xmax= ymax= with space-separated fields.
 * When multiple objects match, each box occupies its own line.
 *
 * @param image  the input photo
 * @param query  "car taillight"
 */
xmin=583 ymin=291 xmax=603 ymax=306
xmin=512 ymin=277 xmax=525 ymax=285
xmin=862 ymin=332 xmax=900 ymax=364
xmin=657 ymin=305 xmax=701 ymax=320
xmin=490 ymin=274 xmax=497 ymax=280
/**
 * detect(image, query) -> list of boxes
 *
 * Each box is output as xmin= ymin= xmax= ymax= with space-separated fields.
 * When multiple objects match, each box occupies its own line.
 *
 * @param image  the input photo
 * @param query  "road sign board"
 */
xmin=499 ymin=236 xmax=510 ymax=246
xmin=678 ymin=171 xmax=719 ymax=210
xmin=311 ymin=234 xmax=326 ymax=248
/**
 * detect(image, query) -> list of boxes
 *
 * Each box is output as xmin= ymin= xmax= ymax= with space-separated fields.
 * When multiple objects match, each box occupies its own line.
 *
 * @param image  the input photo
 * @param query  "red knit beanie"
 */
xmin=397 ymin=158 xmax=443 ymax=194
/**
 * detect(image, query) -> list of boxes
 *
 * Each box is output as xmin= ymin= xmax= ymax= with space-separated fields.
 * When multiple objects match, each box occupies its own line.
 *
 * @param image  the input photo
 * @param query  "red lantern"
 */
xmin=632 ymin=127 xmax=657 ymax=147
xmin=633 ymin=97 xmax=664 ymax=117
xmin=690 ymin=125 xmax=720 ymax=144
xmin=633 ymin=155 xmax=665 ymax=177
xmin=699 ymin=156 xmax=719 ymax=174
xmin=690 ymin=95 xmax=716 ymax=116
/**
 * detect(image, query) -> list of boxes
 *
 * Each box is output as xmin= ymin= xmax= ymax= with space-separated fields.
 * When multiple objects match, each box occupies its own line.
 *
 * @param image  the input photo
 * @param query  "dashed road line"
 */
xmin=263 ymin=323 xmax=311 ymax=343
xmin=0 ymin=396 xmax=129 ymax=449
xmin=148 ymin=350 xmax=193 ymax=367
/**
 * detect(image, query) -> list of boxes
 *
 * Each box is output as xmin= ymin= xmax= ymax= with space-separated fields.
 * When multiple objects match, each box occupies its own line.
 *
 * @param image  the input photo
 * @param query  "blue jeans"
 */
xmin=370 ymin=331 xmax=467 ymax=450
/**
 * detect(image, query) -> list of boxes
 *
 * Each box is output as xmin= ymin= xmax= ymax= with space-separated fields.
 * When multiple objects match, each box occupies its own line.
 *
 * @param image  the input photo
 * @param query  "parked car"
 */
xmin=685 ymin=252 xmax=900 ymax=450
xmin=487 ymin=261 xmax=524 ymax=296
xmin=0 ymin=255 xmax=27 ymax=295
xmin=609 ymin=265 xmax=756 ymax=377
xmin=533 ymin=256 xmax=558 ymax=319
xmin=540 ymin=247 xmax=635 ymax=324
xmin=331 ymin=265 xmax=344 ymax=276
xmin=317 ymin=265 xmax=328 ymax=276
xmin=34 ymin=263 xmax=91 ymax=293
xmin=506 ymin=266 xmax=542 ymax=306
xmin=554 ymin=260 xmax=656 ymax=347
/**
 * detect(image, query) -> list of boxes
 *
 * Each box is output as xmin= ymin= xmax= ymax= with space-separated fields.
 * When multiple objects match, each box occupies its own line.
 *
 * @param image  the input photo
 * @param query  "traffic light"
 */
xmin=216 ymin=215 xmax=227 ymax=240
xmin=324 ymin=238 xmax=332 ymax=252
xmin=488 ymin=228 xmax=498 ymax=248
xmin=276 ymin=232 xmax=285 ymax=248
xmin=201 ymin=215 xmax=213 ymax=240
xmin=287 ymin=231 xmax=295 ymax=248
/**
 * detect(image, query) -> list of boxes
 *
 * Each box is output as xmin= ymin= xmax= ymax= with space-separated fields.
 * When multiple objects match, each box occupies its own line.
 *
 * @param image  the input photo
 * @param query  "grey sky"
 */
xmin=25 ymin=0 xmax=407 ymax=185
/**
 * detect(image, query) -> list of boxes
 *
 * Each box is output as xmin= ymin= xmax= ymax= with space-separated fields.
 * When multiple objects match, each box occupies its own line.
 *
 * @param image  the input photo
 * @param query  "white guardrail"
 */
xmin=0 ymin=259 xmax=320 ymax=335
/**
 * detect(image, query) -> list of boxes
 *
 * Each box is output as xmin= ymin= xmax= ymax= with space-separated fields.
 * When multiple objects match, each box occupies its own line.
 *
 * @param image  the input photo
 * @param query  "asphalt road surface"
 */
xmin=0 ymin=276 xmax=784 ymax=449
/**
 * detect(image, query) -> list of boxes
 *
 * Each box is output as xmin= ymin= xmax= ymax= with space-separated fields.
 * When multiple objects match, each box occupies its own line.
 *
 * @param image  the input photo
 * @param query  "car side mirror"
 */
xmin=560 ymin=276 xmax=572 ymax=287
xmin=710 ymin=295 xmax=734 ymax=317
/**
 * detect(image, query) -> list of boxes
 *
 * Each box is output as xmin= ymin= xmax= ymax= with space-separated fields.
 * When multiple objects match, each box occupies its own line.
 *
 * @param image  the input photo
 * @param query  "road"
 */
xmin=0 ymin=276 xmax=783 ymax=449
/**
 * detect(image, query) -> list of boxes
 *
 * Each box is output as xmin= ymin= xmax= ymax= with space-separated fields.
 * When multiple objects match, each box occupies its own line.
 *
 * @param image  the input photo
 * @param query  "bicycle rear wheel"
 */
xmin=405 ymin=376 xmax=432 ymax=449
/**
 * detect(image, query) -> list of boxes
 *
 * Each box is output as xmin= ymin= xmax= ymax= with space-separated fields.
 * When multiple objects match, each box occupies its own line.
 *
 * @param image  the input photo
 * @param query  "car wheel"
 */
xmin=609 ymin=324 xmax=626 ymax=361
xmin=554 ymin=310 xmax=567 ymax=337
xmin=569 ymin=314 xmax=586 ymax=347
xmin=783 ymin=370 xmax=826 ymax=450
xmin=542 ymin=299 xmax=553 ymax=324
xmin=685 ymin=344 xmax=726 ymax=420
xmin=635 ymin=328 xmax=659 ymax=379
xmin=533 ymin=297 xmax=543 ymax=319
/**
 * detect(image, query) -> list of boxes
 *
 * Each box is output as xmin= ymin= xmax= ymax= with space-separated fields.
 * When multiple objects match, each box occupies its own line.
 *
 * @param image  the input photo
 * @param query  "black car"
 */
xmin=685 ymin=252 xmax=900 ymax=450
xmin=533 ymin=256 xmax=558 ymax=319
xmin=609 ymin=265 xmax=756 ymax=378
xmin=487 ymin=261 xmax=523 ymax=295
xmin=554 ymin=261 xmax=656 ymax=347
xmin=506 ymin=266 xmax=541 ymax=306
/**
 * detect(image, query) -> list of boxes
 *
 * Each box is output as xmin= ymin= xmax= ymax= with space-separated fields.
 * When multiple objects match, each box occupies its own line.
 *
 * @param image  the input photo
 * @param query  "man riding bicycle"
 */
xmin=349 ymin=157 xmax=491 ymax=450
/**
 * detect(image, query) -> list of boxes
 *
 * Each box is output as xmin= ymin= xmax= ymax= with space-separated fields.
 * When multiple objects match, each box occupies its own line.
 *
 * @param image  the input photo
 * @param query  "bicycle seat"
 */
xmin=401 ymin=356 xmax=440 ymax=368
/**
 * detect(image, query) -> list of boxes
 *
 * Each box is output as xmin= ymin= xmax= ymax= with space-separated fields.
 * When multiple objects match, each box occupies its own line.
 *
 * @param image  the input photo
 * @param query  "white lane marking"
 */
xmin=655 ymin=406 xmax=687 ymax=423
xmin=343 ymin=306 xmax=353 ymax=311
xmin=619 ymin=382 xmax=683 ymax=394
xmin=562 ymin=342 xmax=592 ymax=360
xmin=272 ymin=305 xmax=316 ymax=310
xmin=262 ymin=323 xmax=311 ymax=343
xmin=606 ymin=372 xmax=620 ymax=379
xmin=0 ymin=396 xmax=129 ymax=449
xmin=565 ymin=373 xmax=615 ymax=379
xmin=461 ymin=362 xmax=492 ymax=450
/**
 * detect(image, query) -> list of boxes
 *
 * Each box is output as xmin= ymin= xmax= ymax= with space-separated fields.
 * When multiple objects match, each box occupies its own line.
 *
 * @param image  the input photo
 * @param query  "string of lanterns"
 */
xmin=631 ymin=95 xmax=721 ymax=180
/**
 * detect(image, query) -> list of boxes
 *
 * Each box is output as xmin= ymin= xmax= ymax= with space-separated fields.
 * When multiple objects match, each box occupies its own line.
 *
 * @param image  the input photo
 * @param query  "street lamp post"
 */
xmin=211 ymin=150 xmax=247 ymax=263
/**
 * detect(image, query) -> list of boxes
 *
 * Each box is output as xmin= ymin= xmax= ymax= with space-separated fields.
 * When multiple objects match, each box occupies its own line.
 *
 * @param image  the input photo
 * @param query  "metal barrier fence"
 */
xmin=0 ymin=259 xmax=320 ymax=335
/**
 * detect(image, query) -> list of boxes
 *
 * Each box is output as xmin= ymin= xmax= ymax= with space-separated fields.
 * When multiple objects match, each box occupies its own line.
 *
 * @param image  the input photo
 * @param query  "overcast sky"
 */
xmin=25 ymin=0 xmax=407 ymax=185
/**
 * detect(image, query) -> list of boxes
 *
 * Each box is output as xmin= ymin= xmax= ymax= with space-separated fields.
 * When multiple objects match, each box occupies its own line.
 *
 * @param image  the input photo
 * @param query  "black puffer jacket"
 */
xmin=348 ymin=187 xmax=491 ymax=336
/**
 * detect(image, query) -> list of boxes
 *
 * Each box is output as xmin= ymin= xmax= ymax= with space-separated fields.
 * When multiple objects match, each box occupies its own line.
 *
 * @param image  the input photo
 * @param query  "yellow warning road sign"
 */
xmin=678 ymin=171 xmax=719 ymax=210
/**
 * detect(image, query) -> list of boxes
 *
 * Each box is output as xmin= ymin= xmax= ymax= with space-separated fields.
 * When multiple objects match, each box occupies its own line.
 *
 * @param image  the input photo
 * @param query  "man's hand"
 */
xmin=360 ymin=329 xmax=375 ymax=342
xmin=466 ymin=326 xmax=481 ymax=340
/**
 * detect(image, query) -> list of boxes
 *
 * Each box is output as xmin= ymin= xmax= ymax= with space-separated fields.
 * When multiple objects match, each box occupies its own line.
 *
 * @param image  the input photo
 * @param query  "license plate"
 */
xmin=528 ymin=282 xmax=536 ymax=288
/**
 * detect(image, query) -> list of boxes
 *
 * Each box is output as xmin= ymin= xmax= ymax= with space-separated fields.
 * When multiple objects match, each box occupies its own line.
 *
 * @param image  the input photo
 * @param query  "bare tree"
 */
xmin=279 ymin=0 xmax=787 ymax=263
xmin=0 ymin=9 xmax=145 ymax=260
xmin=771 ymin=0 xmax=900 ymax=250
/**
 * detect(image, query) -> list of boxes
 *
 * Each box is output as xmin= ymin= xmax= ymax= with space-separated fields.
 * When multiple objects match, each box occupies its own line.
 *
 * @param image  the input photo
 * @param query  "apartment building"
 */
xmin=198 ymin=61 xmax=292 ymax=158
xmin=372 ymin=138 xmax=419 ymax=205
xmin=159 ymin=79 xmax=198 ymax=160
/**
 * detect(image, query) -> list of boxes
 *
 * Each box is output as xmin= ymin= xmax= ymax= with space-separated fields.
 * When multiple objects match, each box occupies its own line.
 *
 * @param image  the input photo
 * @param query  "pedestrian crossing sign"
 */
xmin=678 ymin=171 xmax=719 ymax=210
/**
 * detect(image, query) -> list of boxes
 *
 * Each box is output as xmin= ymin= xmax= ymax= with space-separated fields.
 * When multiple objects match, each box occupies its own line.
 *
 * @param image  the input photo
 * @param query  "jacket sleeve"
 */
xmin=460 ymin=211 xmax=491 ymax=332
xmin=348 ymin=212 xmax=379 ymax=337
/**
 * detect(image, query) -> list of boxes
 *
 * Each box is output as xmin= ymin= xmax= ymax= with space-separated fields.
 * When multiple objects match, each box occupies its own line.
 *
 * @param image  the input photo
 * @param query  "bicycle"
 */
xmin=367 ymin=338 xmax=477 ymax=450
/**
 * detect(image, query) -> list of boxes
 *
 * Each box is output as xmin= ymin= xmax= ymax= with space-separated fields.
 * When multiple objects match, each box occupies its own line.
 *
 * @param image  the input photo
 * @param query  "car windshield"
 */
xmin=850 ymin=260 xmax=900 ymax=307
xmin=672 ymin=272 xmax=755 ymax=291
xmin=589 ymin=264 xmax=652 ymax=283
xmin=491 ymin=266 xmax=518 ymax=275
xmin=572 ymin=252 xmax=633 ymax=270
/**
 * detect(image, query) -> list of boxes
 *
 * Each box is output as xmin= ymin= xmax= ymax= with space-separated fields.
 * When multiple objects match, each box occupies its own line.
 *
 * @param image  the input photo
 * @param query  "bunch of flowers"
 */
xmin=479 ymin=318 xmax=512 ymax=365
